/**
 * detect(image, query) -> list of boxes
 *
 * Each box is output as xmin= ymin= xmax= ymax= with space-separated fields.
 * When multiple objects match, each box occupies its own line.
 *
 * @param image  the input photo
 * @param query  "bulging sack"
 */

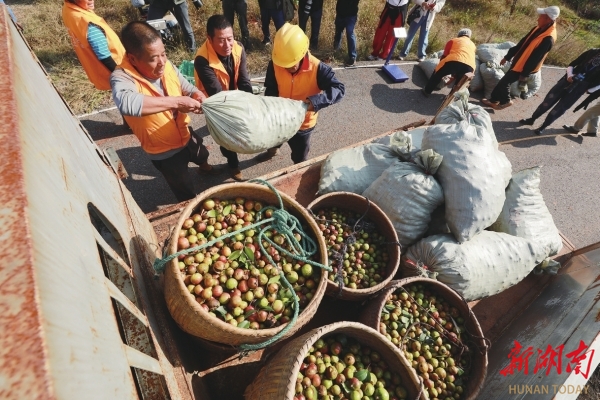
xmin=434 ymin=97 xmax=496 ymax=146
xmin=490 ymin=167 xmax=563 ymax=263
xmin=363 ymin=150 xmax=444 ymax=247
xmin=469 ymin=59 xmax=484 ymax=92
xmin=403 ymin=232 xmax=547 ymax=301
xmin=418 ymin=58 xmax=440 ymax=79
xmin=510 ymin=70 xmax=542 ymax=99
xmin=422 ymin=121 xmax=512 ymax=242
xmin=476 ymin=42 xmax=516 ymax=63
xmin=202 ymin=90 xmax=306 ymax=154
xmin=481 ymin=62 xmax=508 ymax=99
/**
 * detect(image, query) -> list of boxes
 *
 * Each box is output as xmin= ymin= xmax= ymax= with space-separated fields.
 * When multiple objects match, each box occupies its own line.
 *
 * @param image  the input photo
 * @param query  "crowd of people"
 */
xmin=58 ymin=0 xmax=600 ymax=203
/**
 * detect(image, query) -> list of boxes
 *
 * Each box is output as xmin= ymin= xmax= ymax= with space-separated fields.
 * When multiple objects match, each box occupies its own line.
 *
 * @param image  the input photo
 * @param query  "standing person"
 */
xmin=421 ymin=28 xmax=475 ymax=97
xmin=334 ymin=0 xmax=360 ymax=67
xmin=147 ymin=0 xmax=196 ymax=53
xmin=518 ymin=48 xmax=600 ymax=135
xmin=194 ymin=15 xmax=253 ymax=181
xmin=258 ymin=0 xmax=284 ymax=45
xmin=62 ymin=0 xmax=125 ymax=90
xmin=367 ymin=0 xmax=408 ymax=61
xmin=257 ymin=23 xmax=345 ymax=164
xmin=111 ymin=21 xmax=214 ymax=202
xmin=221 ymin=0 xmax=252 ymax=50
xmin=482 ymin=6 xmax=559 ymax=111
xmin=563 ymin=86 xmax=600 ymax=137
xmin=299 ymin=0 xmax=323 ymax=51
xmin=397 ymin=0 xmax=445 ymax=62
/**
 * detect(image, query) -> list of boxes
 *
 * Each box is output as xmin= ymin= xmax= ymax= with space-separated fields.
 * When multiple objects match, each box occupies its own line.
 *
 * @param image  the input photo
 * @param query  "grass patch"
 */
xmin=8 ymin=0 xmax=600 ymax=114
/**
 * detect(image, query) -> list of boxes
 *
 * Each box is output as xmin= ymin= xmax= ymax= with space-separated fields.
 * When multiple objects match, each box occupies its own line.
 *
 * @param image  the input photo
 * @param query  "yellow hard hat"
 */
xmin=272 ymin=23 xmax=309 ymax=68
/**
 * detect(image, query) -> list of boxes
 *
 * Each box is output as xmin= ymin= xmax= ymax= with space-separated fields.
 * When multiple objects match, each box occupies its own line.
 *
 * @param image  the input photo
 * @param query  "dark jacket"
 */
xmin=193 ymin=42 xmax=253 ymax=96
xmin=570 ymin=48 xmax=600 ymax=84
xmin=505 ymin=25 xmax=555 ymax=77
xmin=335 ymin=0 xmax=360 ymax=17
xmin=299 ymin=0 xmax=323 ymax=12
xmin=264 ymin=58 xmax=345 ymax=113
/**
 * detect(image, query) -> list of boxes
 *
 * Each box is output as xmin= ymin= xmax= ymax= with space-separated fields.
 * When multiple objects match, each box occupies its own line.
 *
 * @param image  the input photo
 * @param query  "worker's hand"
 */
xmin=175 ymin=96 xmax=203 ymax=114
xmin=191 ymin=91 xmax=206 ymax=103
xmin=500 ymin=58 xmax=507 ymax=66
xmin=567 ymin=75 xmax=574 ymax=83
xmin=303 ymin=99 xmax=314 ymax=112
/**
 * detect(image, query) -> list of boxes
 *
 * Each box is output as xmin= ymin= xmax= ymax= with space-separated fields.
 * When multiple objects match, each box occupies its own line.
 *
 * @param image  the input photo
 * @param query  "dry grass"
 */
xmin=8 ymin=0 xmax=600 ymax=114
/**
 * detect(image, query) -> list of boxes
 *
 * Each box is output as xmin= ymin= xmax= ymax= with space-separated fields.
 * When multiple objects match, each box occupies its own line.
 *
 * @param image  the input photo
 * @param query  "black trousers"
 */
xmin=220 ymin=146 xmax=239 ymax=168
xmin=424 ymin=61 xmax=474 ymax=94
xmin=489 ymin=70 xmax=521 ymax=105
xmin=147 ymin=0 xmax=195 ymax=51
xmin=151 ymin=147 xmax=196 ymax=202
xmin=222 ymin=0 xmax=250 ymax=43
xmin=273 ymin=126 xmax=315 ymax=164
xmin=531 ymin=75 xmax=591 ymax=129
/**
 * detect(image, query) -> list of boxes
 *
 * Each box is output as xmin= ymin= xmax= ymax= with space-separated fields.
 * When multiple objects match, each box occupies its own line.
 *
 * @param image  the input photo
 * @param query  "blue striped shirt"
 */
xmin=87 ymin=23 xmax=111 ymax=60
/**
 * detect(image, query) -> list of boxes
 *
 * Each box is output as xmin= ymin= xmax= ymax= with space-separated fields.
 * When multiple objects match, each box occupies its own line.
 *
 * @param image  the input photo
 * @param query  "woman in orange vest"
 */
xmin=62 ymin=0 xmax=125 ymax=90
xmin=482 ymin=6 xmax=559 ymax=110
xmin=257 ymin=23 xmax=345 ymax=164
xmin=194 ymin=15 xmax=252 ymax=181
xmin=422 ymin=28 xmax=475 ymax=97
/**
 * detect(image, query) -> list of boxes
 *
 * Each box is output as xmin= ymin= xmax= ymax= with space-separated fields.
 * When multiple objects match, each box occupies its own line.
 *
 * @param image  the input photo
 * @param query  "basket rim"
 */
xmin=366 ymin=277 xmax=488 ymax=400
xmin=166 ymin=182 xmax=329 ymax=338
xmin=307 ymin=191 xmax=401 ymax=295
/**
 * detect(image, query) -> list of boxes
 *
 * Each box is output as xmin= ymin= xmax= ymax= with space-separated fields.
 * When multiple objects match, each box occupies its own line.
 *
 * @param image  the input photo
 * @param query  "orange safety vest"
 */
xmin=116 ymin=58 xmax=191 ymax=155
xmin=62 ymin=1 xmax=125 ymax=90
xmin=273 ymin=53 xmax=321 ymax=130
xmin=511 ymin=24 xmax=557 ymax=74
xmin=194 ymin=40 xmax=243 ymax=97
xmin=435 ymin=36 xmax=476 ymax=72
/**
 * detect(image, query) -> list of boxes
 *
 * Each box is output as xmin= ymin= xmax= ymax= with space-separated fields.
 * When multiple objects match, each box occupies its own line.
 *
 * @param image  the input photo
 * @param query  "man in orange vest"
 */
xmin=194 ymin=14 xmax=252 ymax=181
xmin=421 ymin=28 xmax=475 ymax=97
xmin=110 ymin=21 xmax=214 ymax=202
xmin=482 ymin=6 xmax=559 ymax=110
xmin=62 ymin=0 xmax=125 ymax=90
xmin=257 ymin=23 xmax=345 ymax=164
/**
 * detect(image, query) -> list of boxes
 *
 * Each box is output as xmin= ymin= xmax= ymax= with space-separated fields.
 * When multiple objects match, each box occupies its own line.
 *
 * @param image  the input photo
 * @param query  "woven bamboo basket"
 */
xmin=164 ymin=182 xmax=329 ymax=346
xmin=360 ymin=278 xmax=488 ymax=400
xmin=306 ymin=192 xmax=401 ymax=301
xmin=244 ymin=321 xmax=425 ymax=400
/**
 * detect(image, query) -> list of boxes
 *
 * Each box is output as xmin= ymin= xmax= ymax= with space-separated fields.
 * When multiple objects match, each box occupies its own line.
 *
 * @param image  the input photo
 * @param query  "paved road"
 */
xmin=82 ymin=61 xmax=600 ymax=249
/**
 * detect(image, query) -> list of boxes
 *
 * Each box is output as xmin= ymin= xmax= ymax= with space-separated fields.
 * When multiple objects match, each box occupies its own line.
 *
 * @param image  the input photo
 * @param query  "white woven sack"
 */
xmin=318 ymin=144 xmax=401 ymax=195
xmin=476 ymin=41 xmax=516 ymax=63
xmin=510 ymin=70 xmax=543 ymax=99
xmin=469 ymin=60 xmax=484 ymax=92
xmin=490 ymin=167 xmax=563 ymax=263
xmin=422 ymin=121 xmax=512 ymax=242
xmin=403 ymin=232 xmax=547 ymax=301
xmin=434 ymin=98 xmax=496 ymax=146
xmin=202 ymin=90 xmax=306 ymax=154
xmin=481 ymin=62 xmax=506 ymax=98
xmin=363 ymin=150 xmax=444 ymax=247
xmin=418 ymin=58 xmax=439 ymax=79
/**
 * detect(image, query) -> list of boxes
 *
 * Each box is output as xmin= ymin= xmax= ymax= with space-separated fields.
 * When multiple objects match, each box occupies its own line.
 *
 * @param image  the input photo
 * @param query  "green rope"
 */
xmin=152 ymin=179 xmax=332 ymax=352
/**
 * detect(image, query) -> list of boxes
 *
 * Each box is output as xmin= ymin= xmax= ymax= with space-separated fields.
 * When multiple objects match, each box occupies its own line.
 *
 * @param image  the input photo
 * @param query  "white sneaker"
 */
xmin=417 ymin=57 xmax=425 ymax=62
xmin=397 ymin=56 xmax=405 ymax=61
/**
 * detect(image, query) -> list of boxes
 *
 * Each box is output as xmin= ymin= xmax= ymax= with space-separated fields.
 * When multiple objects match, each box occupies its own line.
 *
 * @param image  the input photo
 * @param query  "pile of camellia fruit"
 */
xmin=177 ymin=197 xmax=321 ymax=329
xmin=311 ymin=207 xmax=389 ymax=290
xmin=295 ymin=334 xmax=409 ymax=400
xmin=379 ymin=283 xmax=472 ymax=399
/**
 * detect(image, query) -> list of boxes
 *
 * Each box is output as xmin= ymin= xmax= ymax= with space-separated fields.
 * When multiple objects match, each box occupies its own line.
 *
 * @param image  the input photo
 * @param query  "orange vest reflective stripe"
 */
xmin=62 ymin=1 xmax=125 ymax=90
xmin=194 ymin=40 xmax=242 ymax=97
xmin=273 ymin=54 xmax=321 ymax=130
xmin=435 ymin=36 xmax=476 ymax=72
xmin=116 ymin=58 xmax=191 ymax=155
xmin=511 ymin=24 xmax=557 ymax=74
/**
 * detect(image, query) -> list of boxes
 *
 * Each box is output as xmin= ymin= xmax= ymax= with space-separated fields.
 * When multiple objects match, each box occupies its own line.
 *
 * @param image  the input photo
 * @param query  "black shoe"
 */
xmin=262 ymin=39 xmax=271 ymax=46
xmin=519 ymin=118 xmax=535 ymax=126
xmin=256 ymin=148 xmax=278 ymax=162
xmin=534 ymin=127 xmax=544 ymax=136
xmin=421 ymin=88 xmax=430 ymax=98
xmin=344 ymin=58 xmax=355 ymax=67
xmin=563 ymin=125 xmax=580 ymax=134
xmin=581 ymin=132 xmax=597 ymax=137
